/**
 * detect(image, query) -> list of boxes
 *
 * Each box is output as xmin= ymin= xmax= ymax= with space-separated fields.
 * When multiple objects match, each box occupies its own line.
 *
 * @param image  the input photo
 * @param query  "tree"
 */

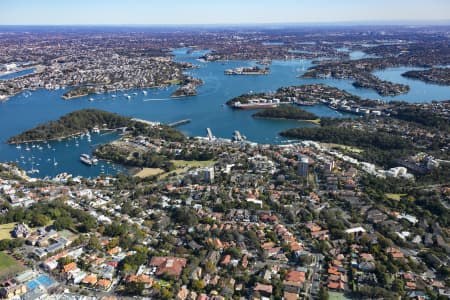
xmin=392 ymin=278 xmax=405 ymax=295
xmin=204 ymin=260 xmax=216 ymax=274
xmin=191 ymin=279 xmax=205 ymax=292
xmin=318 ymin=287 xmax=329 ymax=300
xmin=86 ymin=236 xmax=101 ymax=251
xmin=124 ymin=281 xmax=144 ymax=296
xmin=31 ymin=213 xmax=50 ymax=227
xmin=53 ymin=216 xmax=74 ymax=230
xmin=78 ymin=217 xmax=97 ymax=232
xmin=57 ymin=256 xmax=74 ymax=270
xmin=104 ymin=223 xmax=127 ymax=237
xmin=171 ymin=208 xmax=198 ymax=226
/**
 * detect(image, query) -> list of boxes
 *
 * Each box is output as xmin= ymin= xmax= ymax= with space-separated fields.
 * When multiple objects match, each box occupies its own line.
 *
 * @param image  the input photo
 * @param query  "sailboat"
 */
xmin=16 ymin=144 xmax=21 ymax=149
xmin=53 ymin=157 xmax=58 ymax=166
xmin=27 ymin=159 xmax=39 ymax=174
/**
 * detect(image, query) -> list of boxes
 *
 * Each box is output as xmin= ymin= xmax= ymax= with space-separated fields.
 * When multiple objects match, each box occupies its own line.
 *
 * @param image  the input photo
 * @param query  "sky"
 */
xmin=0 ymin=0 xmax=449 ymax=25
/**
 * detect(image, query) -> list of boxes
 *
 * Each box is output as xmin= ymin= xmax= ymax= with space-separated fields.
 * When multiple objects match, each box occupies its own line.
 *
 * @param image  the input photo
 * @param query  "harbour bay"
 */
xmin=0 ymin=48 xmax=449 ymax=178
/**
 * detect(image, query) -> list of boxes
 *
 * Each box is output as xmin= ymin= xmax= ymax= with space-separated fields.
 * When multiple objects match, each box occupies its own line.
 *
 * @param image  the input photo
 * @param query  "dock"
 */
xmin=206 ymin=128 xmax=215 ymax=140
xmin=131 ymin=118 xmax=161 ymax=126
xmin=167 ymin=119 xmax=191 ymax=127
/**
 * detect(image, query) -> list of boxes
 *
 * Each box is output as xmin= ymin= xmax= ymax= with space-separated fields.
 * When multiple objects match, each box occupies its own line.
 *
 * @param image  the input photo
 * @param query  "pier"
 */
xmin=131 ymin=118 xmax=160 ymax=126
xmin=206 ymin=128 xmax=215 ymax=141
xmin=167 ymin=119 xmax=192 ymax=127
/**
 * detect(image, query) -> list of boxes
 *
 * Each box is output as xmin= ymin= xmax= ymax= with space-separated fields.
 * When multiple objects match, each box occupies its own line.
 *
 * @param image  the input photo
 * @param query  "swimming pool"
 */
xmin=35 ymin=274 xmax=54 ymax=287
xmin=26 ymin=280 xmax=38 ymax=290
xmin=26 ymin=274 xmax=55 ymax=290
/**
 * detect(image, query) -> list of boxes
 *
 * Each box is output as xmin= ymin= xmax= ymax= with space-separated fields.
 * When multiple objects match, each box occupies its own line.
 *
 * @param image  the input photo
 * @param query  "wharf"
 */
xmin=167 ymin=119 xmax=192 ymax=127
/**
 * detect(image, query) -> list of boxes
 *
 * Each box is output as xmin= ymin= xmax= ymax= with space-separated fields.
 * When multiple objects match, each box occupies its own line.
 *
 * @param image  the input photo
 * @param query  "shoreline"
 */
xmin=253 ymin=116 xmax=321 ymax=124
xmin=62 ymin=93 xmax=90 ymax=100
xmin=7 ymin=129 xmax=116 ymax=145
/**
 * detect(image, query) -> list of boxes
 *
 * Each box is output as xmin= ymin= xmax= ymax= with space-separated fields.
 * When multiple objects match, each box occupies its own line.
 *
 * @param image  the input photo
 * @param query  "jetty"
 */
xmin=131 ymin=118 xmax=161 ymax=126
xmin=167 ymin=119 xmax=191 ymax=127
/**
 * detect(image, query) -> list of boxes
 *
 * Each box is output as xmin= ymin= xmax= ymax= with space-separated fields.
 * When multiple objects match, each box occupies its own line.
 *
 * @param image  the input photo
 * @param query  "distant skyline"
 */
xmin=0 ymin=0 xmax=449 ymax=26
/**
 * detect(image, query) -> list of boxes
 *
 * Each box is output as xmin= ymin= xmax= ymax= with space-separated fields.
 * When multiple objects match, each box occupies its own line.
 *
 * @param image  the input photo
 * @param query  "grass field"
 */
xmin=385 ymin=193 xmax=407 ymax=201
xmin=164 ymin=79 xmax=182 ymax=85
xmin=171 ymin=160 xmax=215 ymax=168
xmin=134 ymin=168 xmax=165 ymax=178
xmin=329 ymin=292 xmax=350 ymax=300
xmin=304 ymin=118 xmax=321 ymax=125
xmin=0 ymin=221 xmax=55 ymax=240
xmin=159 ymin=160 xmax=215 ymax=179
xmin=0 ymin=223 xmax=17 ymax=240
xmin=324 ymin=143 xmax=364 ymax=153
xmin=0 ymin=251 xmax=26 ymax=279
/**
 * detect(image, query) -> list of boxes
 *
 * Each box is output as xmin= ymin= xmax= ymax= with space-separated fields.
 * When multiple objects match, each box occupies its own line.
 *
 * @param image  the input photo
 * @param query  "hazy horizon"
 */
xmin=1 ymin=0 xmax=449 ymax=26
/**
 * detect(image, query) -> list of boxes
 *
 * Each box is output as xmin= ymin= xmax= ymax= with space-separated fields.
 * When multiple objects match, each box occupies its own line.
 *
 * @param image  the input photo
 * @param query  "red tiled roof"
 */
xmin=285 ymin=270 xmax=306 ymax=284
xmin=126 ymin=274 xmax=153 ymax=284
xmin=254 ymin=283 xmax=273 ymax=294
xmin=150 ymin=256 xmax=187 ymax=278
xmin=63 ymin=262 xmax=77 ymax=273
xmin=328 ymin=281 xmax=344 ymax=290
xmin=283 ymin=291 xmax=299 ymax=300
xmin=220 ymin=254 xmax=231 ymax=266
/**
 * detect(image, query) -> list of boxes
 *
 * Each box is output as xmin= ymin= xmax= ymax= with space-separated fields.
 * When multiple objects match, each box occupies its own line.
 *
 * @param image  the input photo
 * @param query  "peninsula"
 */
xmin=7 ymin=109 xmax=132 ymax=144
xmin=253 ymin=105 xmax=319 ymax=123
xmin=402 ymin=67 xmax=450 ymax=86
xmin=62 ymin=87 xmax=96 ymax=100
xmin=170 ymin=78 xmax=203 ymax=98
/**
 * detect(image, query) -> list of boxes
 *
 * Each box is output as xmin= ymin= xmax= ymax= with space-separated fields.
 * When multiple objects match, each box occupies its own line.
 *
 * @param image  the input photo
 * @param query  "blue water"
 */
xmin=373 ymin=67 xmax=450 ymax=102
xmin=26 ymin=274 xmax=55 ymax=290
xmin=0 ymin=68 xmax=35 ymax=80
xmin=26 ymin=280 xmax=38 ymax=290
xmin=36 ymin=274 xmax=54 ymax=287
xmin=262 ymin=42 xmax=285 ymax=46
xmin=0 ymin=48 xmax=449 ymax=178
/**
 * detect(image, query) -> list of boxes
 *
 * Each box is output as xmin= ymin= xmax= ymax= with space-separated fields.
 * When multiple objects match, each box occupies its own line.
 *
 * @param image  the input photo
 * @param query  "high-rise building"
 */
xmin=298 ymin=156 xmax=309 ymax=177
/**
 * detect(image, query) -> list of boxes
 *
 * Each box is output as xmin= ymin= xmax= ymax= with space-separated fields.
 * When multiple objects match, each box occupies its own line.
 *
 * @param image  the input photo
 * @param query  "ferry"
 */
xmin=233 ymin=102 xmax=278 ymax=109
xmin=80 ymin=154 xmax=98 ymax=166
